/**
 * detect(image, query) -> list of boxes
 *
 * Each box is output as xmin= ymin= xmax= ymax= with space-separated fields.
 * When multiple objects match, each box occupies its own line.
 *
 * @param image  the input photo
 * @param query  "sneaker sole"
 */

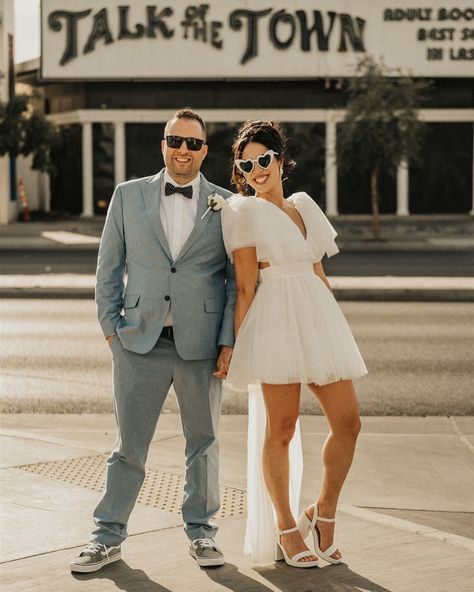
xmin=70 ymin=552 xmax=121 ymax=573
xmin=189 ymin=549 xmax=225 ymax=567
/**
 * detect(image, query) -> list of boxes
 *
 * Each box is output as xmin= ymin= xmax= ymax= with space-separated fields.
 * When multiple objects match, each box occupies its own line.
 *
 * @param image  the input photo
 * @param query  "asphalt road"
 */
xmin=1 ymin=299 xmax=472 ymax=416
xmin=1 ymin=248 xmax=473 ymax=276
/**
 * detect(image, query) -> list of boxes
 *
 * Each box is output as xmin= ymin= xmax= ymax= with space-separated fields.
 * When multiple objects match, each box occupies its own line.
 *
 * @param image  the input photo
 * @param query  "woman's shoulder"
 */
xmin=289 ymin=192 xmax=338 ymax=257
xmin=221 ymin=194 xmax=262 ymax=258
xmin=288 ymin=192 xmax=333 ymax=222
xmin=225 ymin=193 xmax=260 ymax=217
xmin=288 ymin=191 xmax=322 ymax=210
xmin=227 ymin=193 xmax=258 ymax=207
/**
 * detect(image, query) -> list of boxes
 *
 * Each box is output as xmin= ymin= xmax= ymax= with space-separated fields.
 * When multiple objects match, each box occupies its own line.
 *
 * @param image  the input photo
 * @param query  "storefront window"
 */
xmin=125 ymin=123 xmax=165 ymax=180
xmin=284 ymin=123 xmax=325 ymax=206
xmin=93 ymin=123 xmax=115 ymax=215
xmin=336 ymin=124 xmax=397 ymax=215
xmin=409 ymin=123 xmax=473 ymax=214
xmin=50 ymin=124 xmax=82 ymax=214
xmin=202 ymin=122 xmax=238 ymax=191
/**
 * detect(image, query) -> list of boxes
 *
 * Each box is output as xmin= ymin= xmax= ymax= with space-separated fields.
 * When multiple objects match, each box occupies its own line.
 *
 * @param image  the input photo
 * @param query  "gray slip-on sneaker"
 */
xmin=70 ymin=541 xmax=121 ymax=573
xmin=189 ymin=538 xmax=225 ymax=567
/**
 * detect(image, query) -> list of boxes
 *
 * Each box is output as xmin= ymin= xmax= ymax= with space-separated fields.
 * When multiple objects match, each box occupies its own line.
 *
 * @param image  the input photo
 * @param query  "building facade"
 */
xmin=7 ymin=0 xmax=474 ymax=219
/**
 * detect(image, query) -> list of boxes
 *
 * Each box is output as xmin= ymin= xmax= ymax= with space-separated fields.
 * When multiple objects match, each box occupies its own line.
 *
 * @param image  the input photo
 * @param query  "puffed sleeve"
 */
xmin=221 ymin=194 xmax=263 ymax=262
xmin=292 ymin=192 xmax=339 ymax=261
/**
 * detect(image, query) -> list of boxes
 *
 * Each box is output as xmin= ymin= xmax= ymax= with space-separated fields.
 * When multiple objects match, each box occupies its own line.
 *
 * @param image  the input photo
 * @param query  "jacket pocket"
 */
xmin=123 ymin=293 xmax=140 ymax=308
xmin=204 ymin=297 xmax=224 ymax=313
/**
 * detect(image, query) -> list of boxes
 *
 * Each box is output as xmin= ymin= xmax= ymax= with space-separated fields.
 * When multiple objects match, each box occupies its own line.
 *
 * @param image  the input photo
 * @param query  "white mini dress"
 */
xmin=221 ymin=192 xmax=367 ymax=565
xmin=222 ymin=192 xmax=367 ymax=391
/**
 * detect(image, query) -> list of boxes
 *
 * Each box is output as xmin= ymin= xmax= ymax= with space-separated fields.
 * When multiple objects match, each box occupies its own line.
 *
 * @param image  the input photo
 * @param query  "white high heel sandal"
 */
xmin=275 ymin=526 xmax=319 ymax=568
xmin=297 ymin=504 xmax=342 ymax=564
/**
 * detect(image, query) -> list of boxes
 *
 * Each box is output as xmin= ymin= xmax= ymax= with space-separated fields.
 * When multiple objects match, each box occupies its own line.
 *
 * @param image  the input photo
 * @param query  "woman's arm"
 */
xmin=313 ymin=261 xmax=333 ymax=294
xmin=233 ymin=246 xmax=259 ymax=336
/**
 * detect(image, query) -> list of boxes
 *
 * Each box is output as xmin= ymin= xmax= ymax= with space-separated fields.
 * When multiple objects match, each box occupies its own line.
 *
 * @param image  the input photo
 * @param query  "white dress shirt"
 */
xmin=160 ymin=170 xmax=201 ymax=326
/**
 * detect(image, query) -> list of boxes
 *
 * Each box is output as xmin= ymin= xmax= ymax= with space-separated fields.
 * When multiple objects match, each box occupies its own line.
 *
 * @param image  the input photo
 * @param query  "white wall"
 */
xmin=17 ymin=155 xmax=49 ymax=213
xmin=0 ymin=0 xmax=18 ymax=224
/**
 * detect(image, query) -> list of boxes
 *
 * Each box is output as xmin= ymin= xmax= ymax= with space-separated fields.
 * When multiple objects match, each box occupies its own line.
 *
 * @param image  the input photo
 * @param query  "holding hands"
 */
xmin=213 ymin=346 xmax=233 ymax=379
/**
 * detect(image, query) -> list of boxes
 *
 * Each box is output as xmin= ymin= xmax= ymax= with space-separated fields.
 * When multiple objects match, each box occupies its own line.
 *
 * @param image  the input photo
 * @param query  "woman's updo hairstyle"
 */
xmin=231 ymin=120 xmax=296 ymax=196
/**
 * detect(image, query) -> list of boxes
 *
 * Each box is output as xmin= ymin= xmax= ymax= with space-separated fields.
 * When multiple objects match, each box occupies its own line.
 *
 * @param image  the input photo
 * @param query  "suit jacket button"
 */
xmin=164 ymin=295 xmax=170 ymax=301
xmin=171 ymin=267 xmax=176 ymax=273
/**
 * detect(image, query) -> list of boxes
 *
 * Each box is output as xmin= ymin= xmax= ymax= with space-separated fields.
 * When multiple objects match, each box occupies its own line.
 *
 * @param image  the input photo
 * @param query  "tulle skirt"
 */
xmin=225 ymin=262 xmax=368 ymax=391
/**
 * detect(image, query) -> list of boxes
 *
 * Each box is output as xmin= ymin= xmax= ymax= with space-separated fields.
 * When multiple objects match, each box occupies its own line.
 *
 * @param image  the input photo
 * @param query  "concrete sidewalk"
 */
xmin=2 ymin=273 xmax=474 ymax=301
xmin=1 ymin=413 xmax=473 ymax=591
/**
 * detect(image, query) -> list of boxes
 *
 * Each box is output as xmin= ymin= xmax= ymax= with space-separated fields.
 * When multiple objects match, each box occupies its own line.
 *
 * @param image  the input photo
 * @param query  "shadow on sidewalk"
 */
xmin=72 ymin=561 xmax=172 ymax=591
xmin=204 ymin=562 xmax=274 ymax=590
xmin=206 ymin=562 xmax=393 ymax=592
xmin=70 ymin=560 xmax=392 ymax=592
xmin=256 ymin=562 xmax=393 ymax=592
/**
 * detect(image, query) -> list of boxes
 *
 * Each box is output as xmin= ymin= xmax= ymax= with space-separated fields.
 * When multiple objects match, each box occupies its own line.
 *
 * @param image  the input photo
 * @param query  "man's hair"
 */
xmin=164 ymin=109 xmax=207 ymax=140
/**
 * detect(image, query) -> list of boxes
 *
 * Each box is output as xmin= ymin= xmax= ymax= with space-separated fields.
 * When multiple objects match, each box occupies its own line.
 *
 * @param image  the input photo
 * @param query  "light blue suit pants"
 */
xmin=91 ymin=334 xmax=222 ymax=545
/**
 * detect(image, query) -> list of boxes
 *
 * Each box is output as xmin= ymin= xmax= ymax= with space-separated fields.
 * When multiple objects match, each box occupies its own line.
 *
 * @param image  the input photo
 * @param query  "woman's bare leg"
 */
xmin=307 ymin=379 xmax=361 ymax=560
xmin=261 ymin=383 xmax=318 ymax=563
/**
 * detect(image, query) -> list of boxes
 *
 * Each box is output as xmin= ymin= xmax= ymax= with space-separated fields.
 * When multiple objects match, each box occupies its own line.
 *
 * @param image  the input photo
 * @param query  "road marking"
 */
xmin=339 ymin=504 xmax=474 ymax=551
xmin=0 ymin=274 xmax=96 ymax=288
xmin=1 ymin=275 xmax=473 ymax=290
xmin=41 ymin=231 xmax=100 ymax=245
xmin=429 ymin=238 xmax=474 ymax=248
xmin=330 ymin=276 xmax=474 ymax=290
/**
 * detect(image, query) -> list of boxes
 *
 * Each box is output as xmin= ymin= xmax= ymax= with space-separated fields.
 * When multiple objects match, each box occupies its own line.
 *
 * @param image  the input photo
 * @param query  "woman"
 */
xmin=220 ymin=121 xmax=367 ymax=567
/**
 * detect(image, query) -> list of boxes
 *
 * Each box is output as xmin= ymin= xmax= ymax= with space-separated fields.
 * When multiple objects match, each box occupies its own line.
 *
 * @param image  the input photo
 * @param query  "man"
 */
xmin=70 ymin=109 xmax=235 ymax=573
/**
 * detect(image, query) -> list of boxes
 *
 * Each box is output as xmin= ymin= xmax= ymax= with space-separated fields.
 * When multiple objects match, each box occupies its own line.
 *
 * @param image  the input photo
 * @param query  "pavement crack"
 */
xmin=9 ymin=502 xmax=54 ymax=512
xmin=448 ymin=416 xmax=474 ymax=453
xmin=0 ymin=432 xmax=107 ymax=453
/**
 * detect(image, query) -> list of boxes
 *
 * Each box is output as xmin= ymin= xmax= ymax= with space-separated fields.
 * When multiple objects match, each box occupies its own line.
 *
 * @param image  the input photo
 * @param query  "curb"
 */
xmin=335 ymin=289 xmax=474 ymax=302
xmin=0 ymin=288 xmax=95 ymax=299
xmin=1 ymin=288 xmax=473 ymax=302
xmin=2 ymin=242 xmax=474 ymax=253
xmin=0 ymin=243 xmax=100 ymax=252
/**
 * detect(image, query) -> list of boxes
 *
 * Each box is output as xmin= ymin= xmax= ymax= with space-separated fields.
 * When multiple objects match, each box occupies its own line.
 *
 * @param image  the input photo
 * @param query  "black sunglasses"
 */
xmin=165 ymin=135 xmax=205 ymax=151
xmin=235 ymin=150 xmax=279 ymax=175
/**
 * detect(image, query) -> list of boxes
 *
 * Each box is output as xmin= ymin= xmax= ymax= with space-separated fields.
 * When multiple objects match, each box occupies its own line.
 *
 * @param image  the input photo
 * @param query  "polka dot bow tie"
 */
xmin=164 ymin=182 xmax=193 ymax=200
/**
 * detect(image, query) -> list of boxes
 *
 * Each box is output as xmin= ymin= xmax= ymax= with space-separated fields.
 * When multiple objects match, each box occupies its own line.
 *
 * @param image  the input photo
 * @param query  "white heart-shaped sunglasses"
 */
xmin=235 ymin=150 xmax=279 ymax=175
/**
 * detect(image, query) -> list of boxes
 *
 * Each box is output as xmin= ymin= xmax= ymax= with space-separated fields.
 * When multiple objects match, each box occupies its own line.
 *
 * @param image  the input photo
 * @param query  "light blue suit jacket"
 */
xmin=95 ymin=169 xmax=236 ymax=359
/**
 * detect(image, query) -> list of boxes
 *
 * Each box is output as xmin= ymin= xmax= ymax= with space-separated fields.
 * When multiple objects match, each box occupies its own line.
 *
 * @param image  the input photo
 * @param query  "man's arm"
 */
xmin=217 ymin=256 xmax=236 ymax=349
xmin=213 ymin=256 xmax=236 ymax=378
xmin=96 ymin=184 xmax=126 ymax=339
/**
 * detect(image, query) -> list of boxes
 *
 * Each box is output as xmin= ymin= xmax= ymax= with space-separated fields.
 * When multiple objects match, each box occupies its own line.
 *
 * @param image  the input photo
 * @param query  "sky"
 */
xmin=14 ymin=0 xmax=41 ymax=63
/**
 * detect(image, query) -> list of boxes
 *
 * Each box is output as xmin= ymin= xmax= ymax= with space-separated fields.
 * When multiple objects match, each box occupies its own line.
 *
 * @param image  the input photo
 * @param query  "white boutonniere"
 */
xmin=200 ymin=192 xmax=226 ymax=220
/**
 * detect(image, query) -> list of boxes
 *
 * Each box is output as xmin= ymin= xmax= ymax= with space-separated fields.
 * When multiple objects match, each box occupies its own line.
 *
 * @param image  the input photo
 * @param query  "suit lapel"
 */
xmin=174 ymin=174 xmax=214 ymax=264
xmin=141 ymin=169 xmax=173 ymax=261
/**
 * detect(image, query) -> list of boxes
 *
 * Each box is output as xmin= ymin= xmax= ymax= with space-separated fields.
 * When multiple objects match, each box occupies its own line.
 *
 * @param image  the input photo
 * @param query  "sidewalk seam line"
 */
xmin=0 ymin=432 xmax=111 ymax=453
xmin=339 ymin=504 xmax=474 ymax=551
xmin=0 ymin=525 xmax=184 ymax=565
xmin=361 ymin=506 xmax=474 ymax=515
